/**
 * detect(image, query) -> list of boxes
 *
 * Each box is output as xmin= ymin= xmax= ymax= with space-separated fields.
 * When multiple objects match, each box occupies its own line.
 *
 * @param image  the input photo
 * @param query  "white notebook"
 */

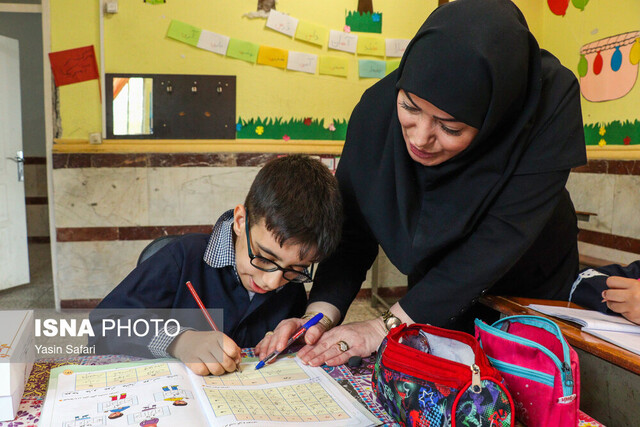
xmin=527 ymin=304 xmax=640 ymax=356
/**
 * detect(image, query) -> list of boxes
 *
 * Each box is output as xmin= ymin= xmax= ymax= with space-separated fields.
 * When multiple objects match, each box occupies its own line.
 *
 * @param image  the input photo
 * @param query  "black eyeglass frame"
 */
xmin=244 ymin=213 xmax=314 ymax=283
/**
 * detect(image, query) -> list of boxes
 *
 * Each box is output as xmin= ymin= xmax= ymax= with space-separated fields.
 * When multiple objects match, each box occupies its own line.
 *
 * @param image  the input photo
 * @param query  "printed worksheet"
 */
xmin=40 ymin=357 xmax=379 ymax=426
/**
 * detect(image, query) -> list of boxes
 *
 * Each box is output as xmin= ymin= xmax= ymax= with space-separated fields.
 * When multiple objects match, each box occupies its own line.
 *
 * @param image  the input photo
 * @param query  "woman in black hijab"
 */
xmin=256 ymin=0 xmax=587 ymax=366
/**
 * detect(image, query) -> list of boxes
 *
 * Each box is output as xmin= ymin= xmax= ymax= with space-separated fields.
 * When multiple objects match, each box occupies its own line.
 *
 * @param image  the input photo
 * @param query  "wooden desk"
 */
xmin=480 ymin=295 xmax=640 ymax=375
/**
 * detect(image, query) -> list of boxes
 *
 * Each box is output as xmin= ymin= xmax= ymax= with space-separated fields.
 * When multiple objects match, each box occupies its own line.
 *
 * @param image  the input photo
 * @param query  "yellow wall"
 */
xmin=51 ymin=0 xmax=438 ymax=139
xmin=540 ymin=1 xmax=640 ymax=125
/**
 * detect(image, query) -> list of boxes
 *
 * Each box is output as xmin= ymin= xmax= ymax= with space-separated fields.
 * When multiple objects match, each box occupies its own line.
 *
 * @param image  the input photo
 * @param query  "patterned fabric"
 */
xmin=372 ymin=338 xmax=513 ymax=427
xmin=203 ymin=209 xmax=236 ymax=270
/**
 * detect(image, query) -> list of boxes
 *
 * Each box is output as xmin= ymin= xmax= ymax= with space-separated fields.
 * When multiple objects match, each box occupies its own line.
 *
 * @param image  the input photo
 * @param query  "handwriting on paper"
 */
xmin=48 ymin=46 xmax=99 ymax=87
xmin=328 ymin=30 xmax=358 ymax=54
xmin=287 ymin=51 xmax=318 ymax=74
xmin=197 ymin=30 xmax=230 ymax=55
xmin=266 ymin=10 xmax=299 ymax=37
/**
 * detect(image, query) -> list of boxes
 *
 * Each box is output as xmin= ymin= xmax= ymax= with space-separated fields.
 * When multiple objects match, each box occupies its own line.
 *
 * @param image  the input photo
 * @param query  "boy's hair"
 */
xmin=244 ymin=155 xmax=343 ymax=262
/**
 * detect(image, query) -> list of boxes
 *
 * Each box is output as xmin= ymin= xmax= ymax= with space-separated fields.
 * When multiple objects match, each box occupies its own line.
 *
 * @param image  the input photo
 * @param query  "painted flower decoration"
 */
xmin=372 ymin=13 xmax=381 ymax=22
xmin=343 ymin=25 xmax=351 ymax=33
xmin=236 ymin=123 xmax=242 ymax=132
xmin=624 ymin=136 xmax=631 ymax=145
xmin=598 ymin=138 xmax=606 ymax=146
xmin=283 ymin=135 xmax=291 ymax=141
xmin=303 ymin=117 xmax=312 ymax=126
xmin=599 ymin=126 xmax=606 ymax=136
xmin=328 ymin=122 xmax=336 ymax=132
xmin=255 ymin=126 xmax=264 ymax=135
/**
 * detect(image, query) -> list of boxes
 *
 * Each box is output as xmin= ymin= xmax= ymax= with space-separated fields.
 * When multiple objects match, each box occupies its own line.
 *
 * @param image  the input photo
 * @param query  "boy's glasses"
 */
xmin=245 ymin=214 xmax=314 ymax=283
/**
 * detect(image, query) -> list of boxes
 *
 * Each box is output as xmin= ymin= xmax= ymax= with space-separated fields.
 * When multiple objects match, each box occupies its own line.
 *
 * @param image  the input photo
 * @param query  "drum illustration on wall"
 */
xmin=578 ymin=31 xmax=640 ymax=102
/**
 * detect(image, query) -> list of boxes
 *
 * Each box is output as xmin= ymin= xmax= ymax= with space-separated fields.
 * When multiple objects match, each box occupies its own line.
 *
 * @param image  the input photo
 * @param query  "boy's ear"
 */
xmin=233 ymin=204 xmax=247 ymax=236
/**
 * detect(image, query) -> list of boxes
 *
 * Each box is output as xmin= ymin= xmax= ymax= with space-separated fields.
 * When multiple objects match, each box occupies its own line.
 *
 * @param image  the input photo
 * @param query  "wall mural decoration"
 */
xmin=548 ymin=0 xmax=590 ymax=17
xmin=236 ymin=117 xmax=347 ymax=141
xmin=578 ymin=31 xmax=639 ymax=102
xmin=345 ymin=0 xmax=382 ymax=33
xmin=584 ymin=120 xmax=640 ymax=146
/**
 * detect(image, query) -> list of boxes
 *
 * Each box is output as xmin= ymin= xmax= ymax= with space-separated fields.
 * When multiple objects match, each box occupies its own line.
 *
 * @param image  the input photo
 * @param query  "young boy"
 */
xmin=570 ymin=261 xmax=640 ymax=324
xmin=89 ymin=155 xmax=342 ymax=375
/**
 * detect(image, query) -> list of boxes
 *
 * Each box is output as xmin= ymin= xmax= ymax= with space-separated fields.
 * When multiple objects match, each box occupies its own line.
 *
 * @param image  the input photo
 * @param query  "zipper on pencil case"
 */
xmin=486 ymin=356 xmax=555 ymax=388
xmin=383 ymin=340 xmax=489 ymax=389
xmin=476 ymin=318 xmax=574 ymax=397
xmin=381 ymin=353 xmax=464 ymax=389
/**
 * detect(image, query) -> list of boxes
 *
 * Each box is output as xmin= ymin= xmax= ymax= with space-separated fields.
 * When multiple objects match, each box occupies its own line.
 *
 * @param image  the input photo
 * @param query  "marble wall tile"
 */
xmin=147 ymin=167 xmax=259 ymax=226
xmin=26 ymin=204 xmax=50 ymax=236
xmin=56 ymin=240 xmax=149 ymax=300
xmin=567 ymin=172 xmax=615 ymax=233
xmin=24 ymin=164 xmax=48 ymax=197
xmin=611 ymin=175 xmax=640 ymax=238
xmin=578 ymin=241 xmax=640 ymax=266
xmin=53 ymin=168 xmax=149 ymax=227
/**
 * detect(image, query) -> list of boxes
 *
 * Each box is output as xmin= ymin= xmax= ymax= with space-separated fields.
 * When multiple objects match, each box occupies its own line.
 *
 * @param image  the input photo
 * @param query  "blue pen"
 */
xmin=255 ymin=313 xmax=324 ymax=370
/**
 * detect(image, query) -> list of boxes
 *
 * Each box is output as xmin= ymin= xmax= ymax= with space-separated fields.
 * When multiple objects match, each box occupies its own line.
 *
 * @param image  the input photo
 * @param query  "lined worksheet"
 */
xmin=40 ymin=356 xmax=378 ymax=426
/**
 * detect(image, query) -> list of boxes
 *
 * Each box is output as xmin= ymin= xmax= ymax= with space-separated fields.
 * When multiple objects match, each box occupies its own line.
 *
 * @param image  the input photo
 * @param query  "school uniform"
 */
xmin=89 ymin=210 xmax=307 ymax=358
xmin=570 ymin=261 xmax=640 ymax=314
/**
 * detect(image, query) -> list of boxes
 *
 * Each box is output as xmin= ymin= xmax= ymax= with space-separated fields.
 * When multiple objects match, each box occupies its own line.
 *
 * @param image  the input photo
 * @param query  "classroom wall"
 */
xmin=51 ymin=0 xmax=439 ymax=139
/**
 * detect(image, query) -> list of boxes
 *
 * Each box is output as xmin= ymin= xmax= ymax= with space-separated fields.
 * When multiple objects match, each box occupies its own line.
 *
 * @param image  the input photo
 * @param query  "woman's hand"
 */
xmin=297 ymin=318 xmax=388 ymax=367
xmin=604 ymin=276 xmax=640 ymax=324
xmin=168 ymin=330 xmax=241 ymax=376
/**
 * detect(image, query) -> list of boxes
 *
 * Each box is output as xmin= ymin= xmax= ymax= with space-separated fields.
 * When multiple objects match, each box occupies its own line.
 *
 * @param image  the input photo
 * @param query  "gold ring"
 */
xmin=336 ymin=341 xmax=349 ymax=352
xmin=265 ymin=331 xmax=274 ymax=336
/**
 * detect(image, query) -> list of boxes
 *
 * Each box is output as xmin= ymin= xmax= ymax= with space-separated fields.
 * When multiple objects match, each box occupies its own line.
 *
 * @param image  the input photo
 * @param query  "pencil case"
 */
xmin=475 ymin=315 xmax=580 ymax=427
xmin=372 ymin=323 xmax=514 ymax=427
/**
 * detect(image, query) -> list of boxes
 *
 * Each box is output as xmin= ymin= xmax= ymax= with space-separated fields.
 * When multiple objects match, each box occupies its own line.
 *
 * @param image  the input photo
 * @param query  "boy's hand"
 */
xmin=255 ymin=317 xmax=329 ymax=361
xmin=168 ymin=330 xmax=241 ymax=376
xmin=604 ymin=276 xmax=640 ymax=325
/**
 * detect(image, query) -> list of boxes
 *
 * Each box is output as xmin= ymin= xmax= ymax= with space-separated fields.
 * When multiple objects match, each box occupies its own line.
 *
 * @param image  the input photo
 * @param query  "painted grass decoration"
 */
xmin=584 ymin=120 xmax=640 ymax=146
xmin=345 ymin=11 xmax=382 ymax=34
xmin=236 ymin=117 xmax=348 ymax=140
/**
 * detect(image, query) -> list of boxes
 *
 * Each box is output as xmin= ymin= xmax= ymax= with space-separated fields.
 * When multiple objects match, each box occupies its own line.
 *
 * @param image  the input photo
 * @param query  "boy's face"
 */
xmin=232 ymin=205 xmax=315 ymax=294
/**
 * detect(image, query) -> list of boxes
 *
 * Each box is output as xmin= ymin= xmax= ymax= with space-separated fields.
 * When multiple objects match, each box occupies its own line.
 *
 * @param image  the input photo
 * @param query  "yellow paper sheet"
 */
xmin=319 ymin=56 xmax=349 ymax=77
xmin=257 ymin=46 xmax=289 ymax=69
xmin=357 ymin=36 xmax=385 ymax=57
xmin=294 ymin=21 xmax=329 ymax=47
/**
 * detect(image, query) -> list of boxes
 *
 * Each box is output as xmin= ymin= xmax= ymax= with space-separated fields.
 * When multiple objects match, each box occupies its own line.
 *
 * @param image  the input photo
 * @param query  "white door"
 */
xmin=0 ymin=35 xmax=29 ymax=290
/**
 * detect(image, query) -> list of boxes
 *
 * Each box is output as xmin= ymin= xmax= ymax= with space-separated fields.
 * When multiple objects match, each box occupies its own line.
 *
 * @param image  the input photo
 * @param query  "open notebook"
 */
xmin=40 ymin=356 xmax=379 ymax=427
xmin=527 ymin=304 xmax=640 ymax=356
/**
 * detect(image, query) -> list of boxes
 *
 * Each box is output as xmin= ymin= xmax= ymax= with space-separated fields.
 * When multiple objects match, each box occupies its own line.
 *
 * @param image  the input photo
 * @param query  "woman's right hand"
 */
xmin=255 ymin=317 xmax=328 ymax=361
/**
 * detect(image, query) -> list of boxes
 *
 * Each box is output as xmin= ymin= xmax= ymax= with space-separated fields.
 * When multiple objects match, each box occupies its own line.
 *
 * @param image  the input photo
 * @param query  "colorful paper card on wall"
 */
xmin=257 ymin=46 xmax=288 ymax=69
xmin=287 ymin=51 xmax=318 ymax=74
xmin=48 ymin=45 xmax=99 ymax=87
xmin=357 ymin=36 xmax=385 ymax=57
xmin=295 ymin=21 xmax=329 ymax=47
xmin=167 ymin=20 xmax=202 ymax=47
xmin=328 ymin=30 xmax=358 ymax=54
xmin=266 ymin=10 xmax=299 ymax=37
xmin=226 ymin=39 xmax=260 ymax=63
xmin=319 ymin=56 xmax=349 ymax=77
xmin=359 ymin=59 xmax=386 ymax=78
xmin=197 ymin=30 xmax=230 ymax=55
xmin=385 ymin=38 xmax=410 ymax=58
xmin=386 ymin=59 xmax=401 ymax=75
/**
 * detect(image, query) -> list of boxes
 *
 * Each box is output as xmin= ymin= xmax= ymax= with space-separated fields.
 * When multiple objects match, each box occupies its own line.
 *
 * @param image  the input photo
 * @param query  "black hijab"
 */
xmin=339 ymin=0 xmax=586 ymax=274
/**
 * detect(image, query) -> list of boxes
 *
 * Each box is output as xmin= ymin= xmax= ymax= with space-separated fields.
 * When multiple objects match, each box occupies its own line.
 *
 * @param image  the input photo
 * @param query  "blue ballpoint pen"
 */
xmin=255 ymin=312 xmax=324 ymax=370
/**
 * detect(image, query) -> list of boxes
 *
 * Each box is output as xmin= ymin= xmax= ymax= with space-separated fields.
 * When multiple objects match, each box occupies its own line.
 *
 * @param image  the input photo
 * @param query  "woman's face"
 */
xmin=397 ymin=90 xmax=479 ymax=166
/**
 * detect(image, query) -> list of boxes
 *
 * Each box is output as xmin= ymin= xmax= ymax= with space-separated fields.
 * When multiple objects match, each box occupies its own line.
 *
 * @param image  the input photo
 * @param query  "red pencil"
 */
xmin=185 ymin=281 xmax=219 ymax=331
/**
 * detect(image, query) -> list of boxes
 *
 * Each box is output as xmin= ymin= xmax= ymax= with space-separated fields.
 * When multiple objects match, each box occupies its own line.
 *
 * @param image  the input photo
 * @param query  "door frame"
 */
xmin=1 ymin=2 xmax=57 ymax=308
